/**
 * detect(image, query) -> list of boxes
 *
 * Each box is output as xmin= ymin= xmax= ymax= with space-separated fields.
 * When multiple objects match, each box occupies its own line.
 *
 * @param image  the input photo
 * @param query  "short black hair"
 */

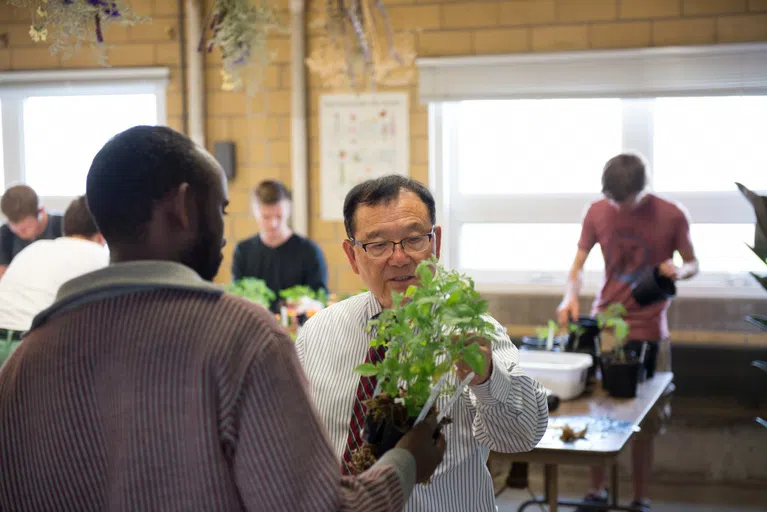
xmin=62 ymin=195 xmax=99 ymax=238
xmin=86 ymin=125 xmax=209 ymax=243
xmin=602 ymin=153 xmax=647 ymax=202
xmin=1 ymin=184 xmax=39 ymax=223
xmin=343 ymin=175 xmax=436 ymax=238
xmin=254 ymin=180 xmax=291 ymax=205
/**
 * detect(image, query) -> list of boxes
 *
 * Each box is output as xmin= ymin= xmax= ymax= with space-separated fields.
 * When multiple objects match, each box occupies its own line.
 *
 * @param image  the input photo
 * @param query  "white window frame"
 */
xmin=0 ymin=67 xmax=169 ymax=215
xmin=422 ymin=42 xmax=767 ymax=299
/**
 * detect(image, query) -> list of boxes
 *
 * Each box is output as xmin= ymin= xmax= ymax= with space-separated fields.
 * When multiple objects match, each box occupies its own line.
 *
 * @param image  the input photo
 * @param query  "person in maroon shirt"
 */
xmin=557 ymin=153 xmax=699 ymax=512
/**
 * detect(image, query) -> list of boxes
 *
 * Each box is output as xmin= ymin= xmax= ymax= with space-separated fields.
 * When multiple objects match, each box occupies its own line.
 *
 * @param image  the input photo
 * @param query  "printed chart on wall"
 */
xmin=319 ymin=92 xmax=410 ymax=221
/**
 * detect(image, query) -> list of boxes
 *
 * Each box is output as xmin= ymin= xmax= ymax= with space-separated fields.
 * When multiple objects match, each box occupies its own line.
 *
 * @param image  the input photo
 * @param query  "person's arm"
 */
xmin=305 ymin=241 xmax=329 ymax=292
xmin=658 ymin=207 xmax=699 ymax=281
xmin=557 ymin=206 xmax=596 ymax=326
xmin=462 ymin=318 xmax=549 ymax=454
xmin=232 ymin=331 xmax=416 ymax=512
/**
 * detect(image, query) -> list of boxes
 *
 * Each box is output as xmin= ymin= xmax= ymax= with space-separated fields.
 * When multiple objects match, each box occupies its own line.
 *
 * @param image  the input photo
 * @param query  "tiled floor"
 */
xmin=495 ymin=482 xmax=767 ymax=512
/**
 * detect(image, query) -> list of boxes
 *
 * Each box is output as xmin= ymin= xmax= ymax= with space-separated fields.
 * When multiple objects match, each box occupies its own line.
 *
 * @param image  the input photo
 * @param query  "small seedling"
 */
xmin=596 ymin=303 xmax=630 ymax=361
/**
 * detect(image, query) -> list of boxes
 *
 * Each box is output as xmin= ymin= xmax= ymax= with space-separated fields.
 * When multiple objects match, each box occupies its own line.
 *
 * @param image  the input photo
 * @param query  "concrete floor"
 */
xmin=495 ymin=479 xmax=767 ymax=512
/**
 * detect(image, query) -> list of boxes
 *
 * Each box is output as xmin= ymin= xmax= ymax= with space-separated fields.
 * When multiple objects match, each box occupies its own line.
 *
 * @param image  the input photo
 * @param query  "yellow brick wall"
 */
xmin=0 ymin=0 xmax=184 ymax=132
xmin=4 ymin=1 xmax=767 ymax=293
xmin=299 ymin=0 xmax=767 ymax=295
xmin=203 ymin=0 xmax=293 ymax=284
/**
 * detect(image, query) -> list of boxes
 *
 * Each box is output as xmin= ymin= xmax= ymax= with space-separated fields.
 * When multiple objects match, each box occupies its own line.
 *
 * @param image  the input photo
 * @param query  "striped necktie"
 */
xmin=341 ymin=313 xmax=386 ymax=475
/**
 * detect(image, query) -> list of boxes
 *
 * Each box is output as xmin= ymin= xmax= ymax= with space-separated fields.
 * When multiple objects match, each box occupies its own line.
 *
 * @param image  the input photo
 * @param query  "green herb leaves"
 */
xmin=354 ymin=256 xmax=496 ymax=417
xmin=226 ymin=278 xmax=276 ymax=309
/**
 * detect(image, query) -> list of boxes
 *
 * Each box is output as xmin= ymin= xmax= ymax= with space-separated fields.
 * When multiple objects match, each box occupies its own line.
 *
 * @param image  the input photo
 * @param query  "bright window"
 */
xmin=434 ymin=96 xmax=766 ymax=297
xmin=653 ymin=96 xmax=767 ymax=192
xmin=457 ymin=99 xmax=623 ymax=195
xmin=0 ymin=68 xmax=168 ymax=216
xmin=23 ymin=94 xmax=159 ymax=197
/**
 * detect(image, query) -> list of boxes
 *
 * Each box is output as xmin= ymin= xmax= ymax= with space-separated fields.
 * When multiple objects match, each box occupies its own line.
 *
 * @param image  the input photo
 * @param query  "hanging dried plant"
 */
xmin=8 ymin=0 xmax=149 ymax=64
xmin=201 ymin=0 xmax=284 ymax=94
xmin=306 ymin=0 xmax=417 ymax=90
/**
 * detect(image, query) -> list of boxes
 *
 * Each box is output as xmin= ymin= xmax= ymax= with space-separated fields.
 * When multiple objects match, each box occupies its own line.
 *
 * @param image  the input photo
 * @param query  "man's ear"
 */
xmin=342 ymin=239 xmax=360 ymax=275
xmin=167 ymin=183 xmax=193 ymax=231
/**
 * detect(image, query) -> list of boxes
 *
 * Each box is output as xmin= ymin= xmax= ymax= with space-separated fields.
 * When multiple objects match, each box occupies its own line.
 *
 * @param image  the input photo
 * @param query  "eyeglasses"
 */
xmin=350 ymin=230 xmax=434 ymax=259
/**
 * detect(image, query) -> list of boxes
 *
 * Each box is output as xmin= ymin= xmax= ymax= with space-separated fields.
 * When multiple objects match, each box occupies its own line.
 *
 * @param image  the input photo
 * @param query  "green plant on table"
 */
xmin=279 ymin=285 xmax=328 ymax=307
xmin=354 ymin=256 xmax=495 ymax=418
xmin=226 ymin=278 xmax=275 ymax=310
xmin=596 ymin=303 xmax=630 ymax=361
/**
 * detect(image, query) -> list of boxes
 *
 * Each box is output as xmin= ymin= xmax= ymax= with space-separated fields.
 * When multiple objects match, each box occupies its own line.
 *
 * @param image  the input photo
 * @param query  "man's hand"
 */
xmin=455 ymin=336 xmax=493 ymax=386
xmin=657 ymin=259 xmax=679 ymax=280
xmin=395 ymin=416 xmax=446 ymax=483
xmin=556 ymin=297 xmax=579 ymax=329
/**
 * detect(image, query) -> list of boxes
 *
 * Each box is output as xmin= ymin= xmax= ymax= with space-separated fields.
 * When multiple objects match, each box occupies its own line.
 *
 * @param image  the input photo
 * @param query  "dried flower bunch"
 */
xmin=306 ymin=0 xmax=417 ymax=90
xmin=201 ymin=0 xmax=283 ymax=94
xmin=9 ymin=0 xmax=148 ymax=63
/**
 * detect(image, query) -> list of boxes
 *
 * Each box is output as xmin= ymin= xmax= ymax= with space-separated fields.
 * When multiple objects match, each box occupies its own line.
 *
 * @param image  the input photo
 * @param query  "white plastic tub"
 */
xmin=517 ymin=351 xmax=593 ymax=401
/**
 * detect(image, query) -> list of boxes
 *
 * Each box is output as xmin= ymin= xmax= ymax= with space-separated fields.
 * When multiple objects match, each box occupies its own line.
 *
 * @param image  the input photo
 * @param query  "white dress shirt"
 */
xmin=296 ymin=292 xmax=549 ymax=512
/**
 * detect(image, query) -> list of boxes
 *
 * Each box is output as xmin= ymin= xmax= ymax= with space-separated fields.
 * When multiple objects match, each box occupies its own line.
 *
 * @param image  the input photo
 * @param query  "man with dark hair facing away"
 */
xmin=0 ymin=184 xmax=63 ymax=278
xmin=0 ymin=125 xmax=445 ymax=511
xmin=557 ymin=153 xmax=699 ymax=512
xmin=0 ymin=195 xmax=107 ymax=364
xmin=232 ymin=179 xmax=328 ymax=312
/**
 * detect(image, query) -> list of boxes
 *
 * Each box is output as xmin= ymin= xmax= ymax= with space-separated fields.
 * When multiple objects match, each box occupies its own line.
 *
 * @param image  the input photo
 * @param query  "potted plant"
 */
xmin=279 ymin=285 xmax=329 ymax=329
xmin=596 ymin=303 xmax=643 ymax=398
xmin=735 ymin=182 xmax=767 ymax=429
xmin=226 ymin=277 xmax=275 ymax=310
xmin=348 ymin=257 xmax=496 ymax=473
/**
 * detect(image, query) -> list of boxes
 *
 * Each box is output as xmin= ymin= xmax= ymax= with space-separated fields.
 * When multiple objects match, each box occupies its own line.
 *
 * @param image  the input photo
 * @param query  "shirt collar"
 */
xmin=29 ymin=261 xmax=223 ymax=332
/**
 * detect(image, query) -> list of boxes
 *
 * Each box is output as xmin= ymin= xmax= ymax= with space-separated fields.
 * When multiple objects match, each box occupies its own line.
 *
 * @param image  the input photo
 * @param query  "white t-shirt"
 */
xmin=0 ymin=237 xmax=110 ymax=332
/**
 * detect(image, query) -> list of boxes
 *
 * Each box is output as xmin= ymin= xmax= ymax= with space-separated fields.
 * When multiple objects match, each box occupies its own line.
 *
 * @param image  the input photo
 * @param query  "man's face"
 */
xmin=180 ymin=152 xmax=228 ymax=282
xmin=9 ymin=214 xmax=41 ymax=241
xmin=253 ymin=199 xmax=290 ymax=240
xmin=342 ymin=190 xmax=441 ymax=309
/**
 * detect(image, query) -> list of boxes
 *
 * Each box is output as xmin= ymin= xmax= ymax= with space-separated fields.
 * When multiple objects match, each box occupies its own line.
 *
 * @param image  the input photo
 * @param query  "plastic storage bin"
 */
xmin=517 ymin=351 xmax=593 ymax=401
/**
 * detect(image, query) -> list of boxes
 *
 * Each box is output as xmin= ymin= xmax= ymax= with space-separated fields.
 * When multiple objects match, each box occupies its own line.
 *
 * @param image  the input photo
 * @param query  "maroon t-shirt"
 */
xmin=578 ymin=194 xmax=693 ymax=341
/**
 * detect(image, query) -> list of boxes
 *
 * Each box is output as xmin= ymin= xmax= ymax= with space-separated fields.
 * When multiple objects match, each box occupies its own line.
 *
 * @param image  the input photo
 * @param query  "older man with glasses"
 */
xmin=296 ymin=174 xmax=549 ymax=512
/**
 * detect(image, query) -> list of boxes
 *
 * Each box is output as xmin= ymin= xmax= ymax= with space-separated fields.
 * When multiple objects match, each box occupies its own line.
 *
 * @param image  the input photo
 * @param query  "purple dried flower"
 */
xmin=94 ymin=13 xmax=103 ymax=43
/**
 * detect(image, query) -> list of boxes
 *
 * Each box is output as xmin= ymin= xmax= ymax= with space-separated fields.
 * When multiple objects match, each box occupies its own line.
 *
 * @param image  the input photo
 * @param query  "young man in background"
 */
xmin=557 ymin=153 xmax=699 ymax=512
xmin=0 ymin=184 xmax=63 ymax=278
xmin=0 ymin=195 xmax=108 ymax=359
xmin=232 ymin=179 xmax=328 ymax=312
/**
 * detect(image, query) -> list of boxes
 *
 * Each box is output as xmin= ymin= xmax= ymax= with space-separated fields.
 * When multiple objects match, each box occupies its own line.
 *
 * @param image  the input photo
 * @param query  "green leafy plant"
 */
xmin=354 ymin=257 xmax=495 ymax=417
xmin=735 ymin=182 xmax=767 ymax=332
xmin=226 ymin=278 xmax=275 ymax=309
xmin=596 ymin=303 xmax=630 ymax=361
xmin=279 ymin=285 xmax=328 ymax=307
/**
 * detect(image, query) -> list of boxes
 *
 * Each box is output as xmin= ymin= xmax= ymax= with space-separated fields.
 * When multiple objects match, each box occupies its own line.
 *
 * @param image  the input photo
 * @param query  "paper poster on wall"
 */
xmin=319 ymin=92 xmax=410 ymax=221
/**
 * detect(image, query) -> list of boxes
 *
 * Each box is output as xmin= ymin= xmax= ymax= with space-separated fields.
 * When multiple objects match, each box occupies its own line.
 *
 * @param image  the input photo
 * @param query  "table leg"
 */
xmin=544 ymin=464 xmax=558 ymax=512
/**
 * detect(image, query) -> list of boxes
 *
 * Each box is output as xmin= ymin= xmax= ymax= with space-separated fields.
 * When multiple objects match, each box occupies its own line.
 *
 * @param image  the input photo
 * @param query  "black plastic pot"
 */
xmin=363 ymin=414 xmax=414 ymax=458
xmin=631 ymin=267 xmax=676 ymax=307
xmin=565 ymin=316 xmax=602 ymax=382
xmin=601 ymin=352 xmax=642 ymax=398
xmin=624 ymin=340 xmax=659 ymax=381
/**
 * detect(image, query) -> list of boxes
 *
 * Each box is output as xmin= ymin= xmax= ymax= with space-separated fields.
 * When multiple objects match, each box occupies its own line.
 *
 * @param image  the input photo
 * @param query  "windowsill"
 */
xmin=475 ymin=282 xmax=767 ymax=300
xmin=504 ymin=324 xmax=767 ymax=348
